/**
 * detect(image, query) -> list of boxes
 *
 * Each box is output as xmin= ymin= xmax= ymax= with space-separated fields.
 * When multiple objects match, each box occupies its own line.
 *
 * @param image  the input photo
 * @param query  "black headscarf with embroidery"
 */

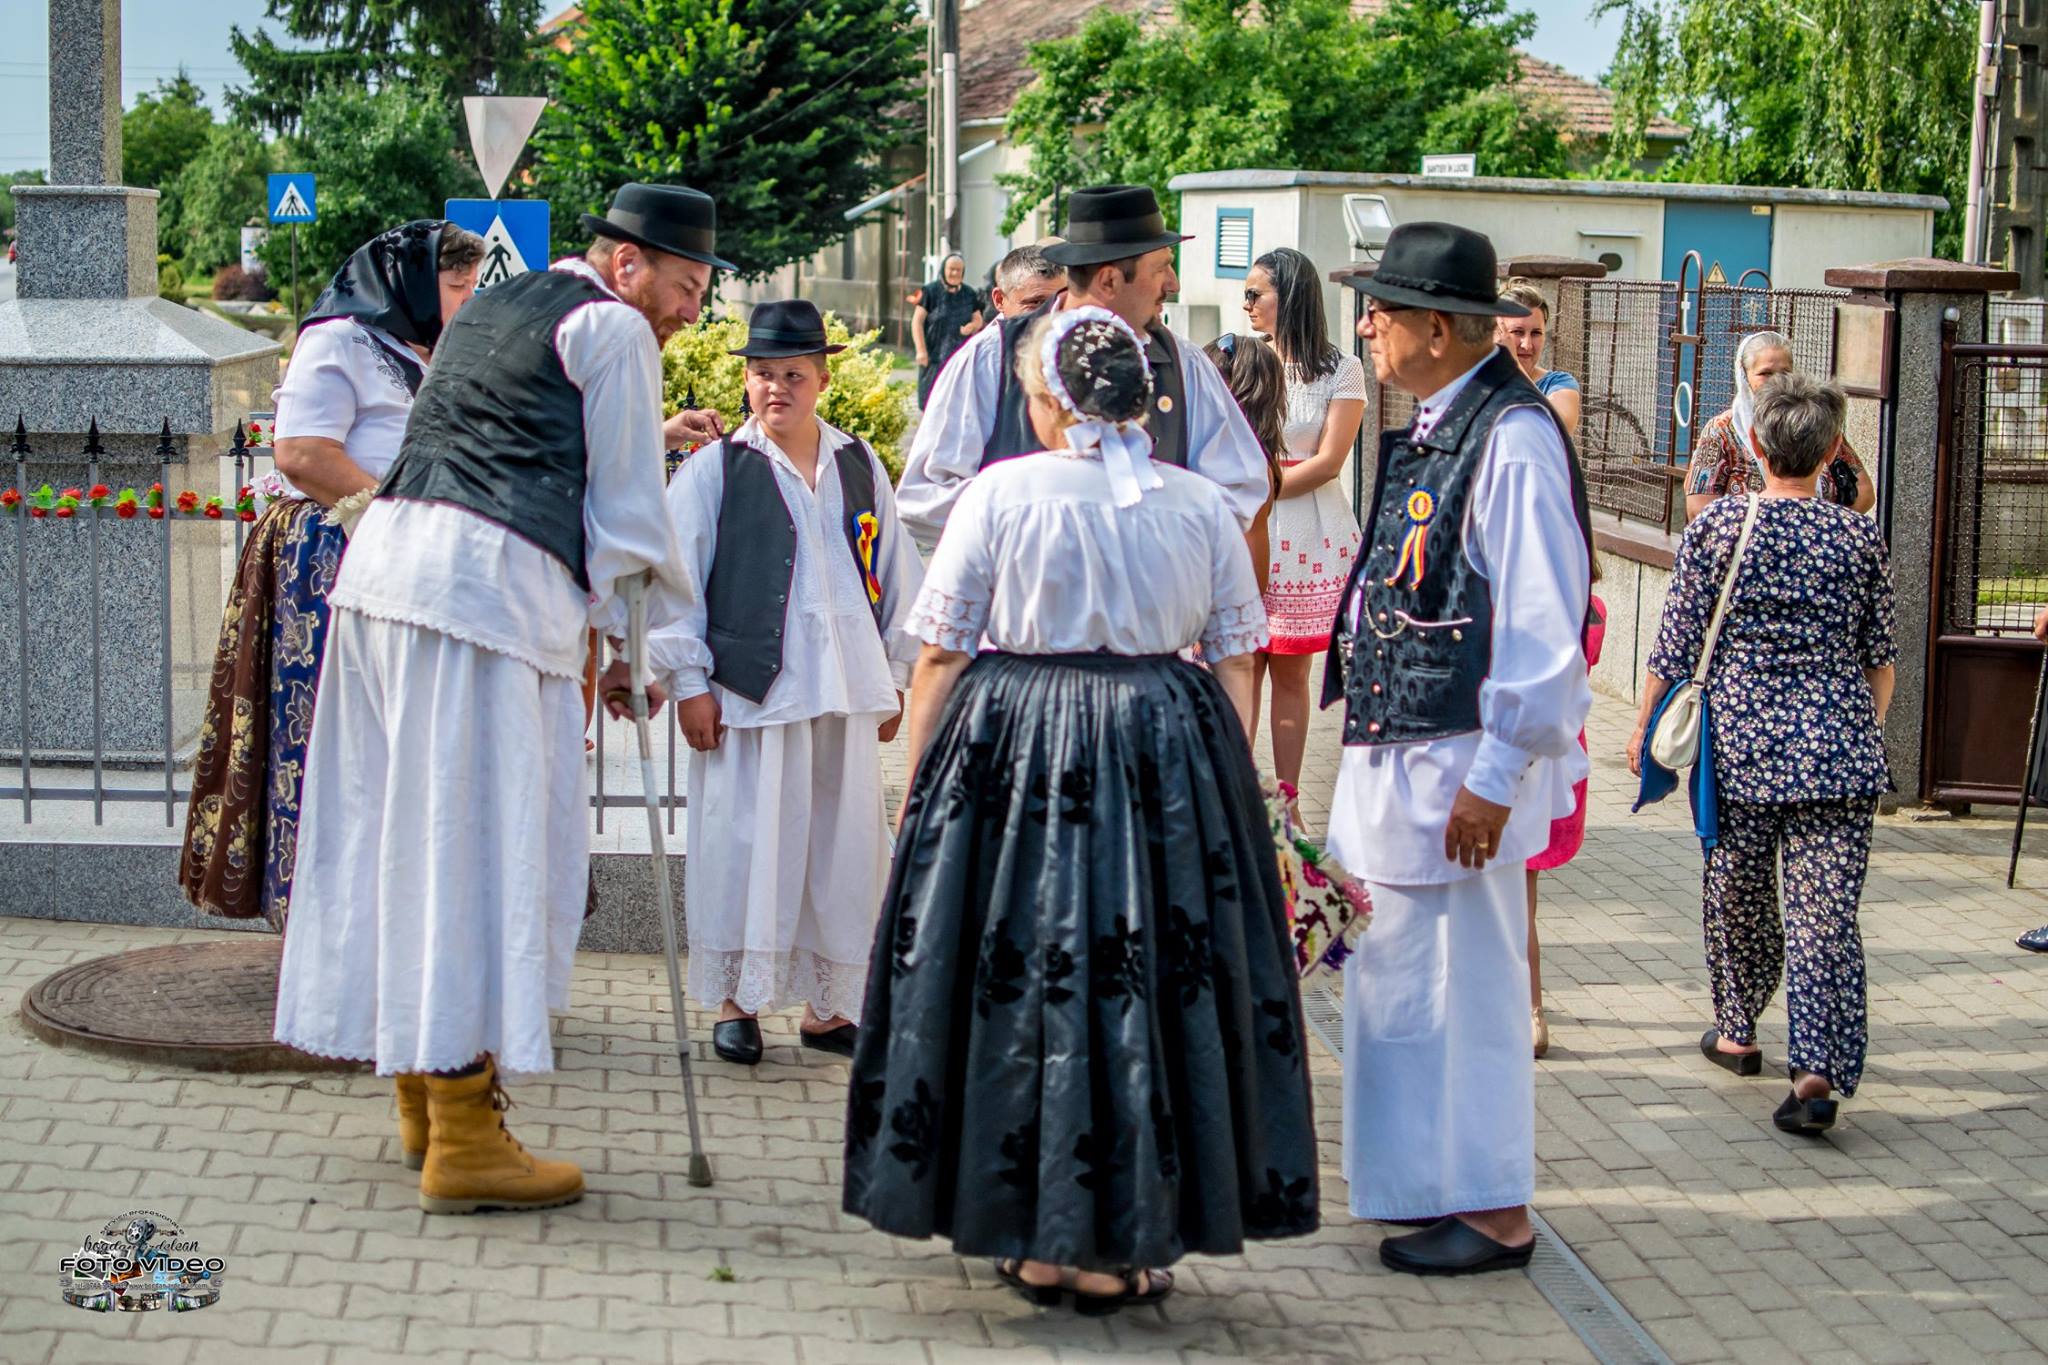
xmin=301 ymin=218 xmax=452 ymax=352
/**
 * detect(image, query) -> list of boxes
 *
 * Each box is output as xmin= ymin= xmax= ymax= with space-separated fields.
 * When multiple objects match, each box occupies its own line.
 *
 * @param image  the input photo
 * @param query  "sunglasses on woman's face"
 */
xmin=1243 ymin=288 xmax=1265 ymax=307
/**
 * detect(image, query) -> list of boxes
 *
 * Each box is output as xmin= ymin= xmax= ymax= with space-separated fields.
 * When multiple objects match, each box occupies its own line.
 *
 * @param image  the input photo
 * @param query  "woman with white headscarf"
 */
xmin=843 ymin=307 xmax=1318 ymax=1315
xmin=1685 ymin=330 xmax=1875 ymax=522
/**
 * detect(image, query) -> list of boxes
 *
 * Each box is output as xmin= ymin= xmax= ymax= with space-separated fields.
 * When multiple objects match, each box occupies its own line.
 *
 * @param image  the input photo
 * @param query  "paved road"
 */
xmin=0 ymin=261 xmax=16 ymax=302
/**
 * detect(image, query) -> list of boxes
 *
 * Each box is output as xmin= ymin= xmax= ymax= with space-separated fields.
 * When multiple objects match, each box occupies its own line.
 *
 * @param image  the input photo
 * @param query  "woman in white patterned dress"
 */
xmin=1242 ymin=247 xmax=1365 ymax=805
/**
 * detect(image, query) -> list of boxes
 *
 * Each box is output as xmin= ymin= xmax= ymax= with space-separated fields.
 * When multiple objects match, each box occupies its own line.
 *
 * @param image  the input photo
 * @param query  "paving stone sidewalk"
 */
xmin=2 ymin=683 xmax=2046 ymax=1364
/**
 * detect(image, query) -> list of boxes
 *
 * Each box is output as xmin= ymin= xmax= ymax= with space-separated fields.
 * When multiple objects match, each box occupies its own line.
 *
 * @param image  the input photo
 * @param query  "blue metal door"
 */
xmin=1664 ymin=202 xmax=1774 ymax=457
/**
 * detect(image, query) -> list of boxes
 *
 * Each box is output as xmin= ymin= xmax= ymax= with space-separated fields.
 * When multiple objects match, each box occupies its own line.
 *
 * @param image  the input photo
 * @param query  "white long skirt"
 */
xmin=1340 ymin=860 xmax=1534 ymax=1219
xmin=684 ymin=713 xmax=889 ymax=1024
xmin=274 ymin=609 xmax=588 ymax=1076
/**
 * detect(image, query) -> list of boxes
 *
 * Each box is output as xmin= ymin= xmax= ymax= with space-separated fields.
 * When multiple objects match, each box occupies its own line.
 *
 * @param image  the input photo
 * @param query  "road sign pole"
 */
xmin=290 ymin=223 xmax=300 ymax=329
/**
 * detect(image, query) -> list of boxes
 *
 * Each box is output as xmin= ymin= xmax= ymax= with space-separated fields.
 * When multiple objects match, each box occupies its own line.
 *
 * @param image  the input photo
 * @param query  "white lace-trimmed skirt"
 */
xmin=273 ymin=609 xmax=588 ymax=1076
xmin=684 ymin=712 xmax=889 ymax=1022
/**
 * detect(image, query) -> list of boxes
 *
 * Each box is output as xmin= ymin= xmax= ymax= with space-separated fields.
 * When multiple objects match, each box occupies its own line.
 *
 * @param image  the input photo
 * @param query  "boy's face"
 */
xmin=745 ymin=355 xmax=830 ymax=427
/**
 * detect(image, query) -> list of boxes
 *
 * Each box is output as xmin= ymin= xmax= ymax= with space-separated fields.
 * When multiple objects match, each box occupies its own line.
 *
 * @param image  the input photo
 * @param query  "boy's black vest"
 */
xmin=1320 ymin=347 xmax=1592 ymax=748
xmin=699 ymin=433 xmax=887 ymax=704
xmin=380 ymin=269 xmax=605 ymax=588
xmin=980 ymin=296 xmax=1191 ymax=468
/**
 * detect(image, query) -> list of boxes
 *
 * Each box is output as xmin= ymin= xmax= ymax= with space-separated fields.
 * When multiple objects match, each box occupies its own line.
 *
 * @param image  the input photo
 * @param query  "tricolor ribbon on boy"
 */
xmin=1384 ymin=487 xmax=1436 ymax=590
xmin=853 ymin=510 xmax=884 ymax=607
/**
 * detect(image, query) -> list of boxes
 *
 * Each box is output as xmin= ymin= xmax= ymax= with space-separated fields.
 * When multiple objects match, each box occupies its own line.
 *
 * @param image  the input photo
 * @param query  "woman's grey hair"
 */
xmin=1752 ymin=372 xmax=1846 ymax=479
xmin=439 ymin=225 xmax=488 ymax=274
xmin=1738 ymin=329 xmax=1794 ymax=375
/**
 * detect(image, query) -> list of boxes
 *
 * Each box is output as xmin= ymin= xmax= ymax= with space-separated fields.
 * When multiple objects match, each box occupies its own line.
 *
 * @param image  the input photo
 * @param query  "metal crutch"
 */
xmin=615 ymin=572 xmax=714 ymax=1187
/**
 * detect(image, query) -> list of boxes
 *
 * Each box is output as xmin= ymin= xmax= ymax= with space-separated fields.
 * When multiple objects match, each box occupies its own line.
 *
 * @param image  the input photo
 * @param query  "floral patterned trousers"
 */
xmin=1702 ymin=797 xmax=1877 ymax=1096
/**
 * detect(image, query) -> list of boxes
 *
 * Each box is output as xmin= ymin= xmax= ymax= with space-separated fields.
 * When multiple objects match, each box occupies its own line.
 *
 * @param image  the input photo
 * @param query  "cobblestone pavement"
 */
xmin=3 ymin=681 xmax=2047 ymax=1364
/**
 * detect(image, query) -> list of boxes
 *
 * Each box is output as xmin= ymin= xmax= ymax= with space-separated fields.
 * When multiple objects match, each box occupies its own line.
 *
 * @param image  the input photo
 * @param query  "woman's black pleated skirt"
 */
xmin=842 ymin=652 xmax=1319 ymax=1270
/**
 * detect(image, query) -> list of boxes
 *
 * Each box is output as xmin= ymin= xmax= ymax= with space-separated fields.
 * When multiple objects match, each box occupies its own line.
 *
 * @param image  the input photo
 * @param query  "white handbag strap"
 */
xmin=1691 ymin=494 xmax=1761 ymax=687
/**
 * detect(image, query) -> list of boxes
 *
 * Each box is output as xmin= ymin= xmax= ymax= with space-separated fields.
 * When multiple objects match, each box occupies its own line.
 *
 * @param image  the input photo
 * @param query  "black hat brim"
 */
xmin=1042 ymin=230 xmax=1191 ymax=267
xmin=1357 ymin=276 xmax=1529 ymax=317
xmin=580 ymin=212 xmax=738 ymax=273
xmin=728 ymin=341 xmax=849 ymax=359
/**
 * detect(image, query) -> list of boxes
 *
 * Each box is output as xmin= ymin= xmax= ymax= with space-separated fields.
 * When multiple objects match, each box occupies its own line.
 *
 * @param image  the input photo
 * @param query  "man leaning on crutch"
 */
xmin=273 ymin=183 xmax=724 ymax=1215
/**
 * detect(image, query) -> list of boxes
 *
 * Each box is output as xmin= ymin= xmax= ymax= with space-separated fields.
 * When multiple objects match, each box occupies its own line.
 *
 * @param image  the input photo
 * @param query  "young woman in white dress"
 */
xmin=1242 ymin=247 xmax=1365 ymax=814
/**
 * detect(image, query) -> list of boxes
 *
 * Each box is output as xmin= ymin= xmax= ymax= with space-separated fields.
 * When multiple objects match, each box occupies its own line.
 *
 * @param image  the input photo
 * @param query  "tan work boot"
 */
xmin=395 ymin=1074 xmax=429 ymax=1170
xmin=418 ymin=1059 xmax=584 ymax=1215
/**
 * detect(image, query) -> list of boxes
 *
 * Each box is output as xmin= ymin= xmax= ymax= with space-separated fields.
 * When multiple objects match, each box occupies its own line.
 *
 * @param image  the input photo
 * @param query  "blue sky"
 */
xmin=0 ymin=0 xmax=1626 ymax=173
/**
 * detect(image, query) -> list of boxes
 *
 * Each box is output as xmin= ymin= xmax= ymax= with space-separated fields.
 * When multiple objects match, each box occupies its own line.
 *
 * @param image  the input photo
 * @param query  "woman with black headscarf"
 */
xmin=181 ymin=219 xmax=487 ymax=930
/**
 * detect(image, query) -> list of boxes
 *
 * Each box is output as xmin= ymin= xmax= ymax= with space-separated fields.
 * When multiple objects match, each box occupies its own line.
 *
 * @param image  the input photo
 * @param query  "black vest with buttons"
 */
xmin=699 ymin=432 xmax=886 ymax=704
xmin=379 ymin=269 xmax=605 ymax=588
xmin=981 ymin=296 xmax=1191 ymax=469
xmin=1321 ymin=347 xmax=1592 ymax=747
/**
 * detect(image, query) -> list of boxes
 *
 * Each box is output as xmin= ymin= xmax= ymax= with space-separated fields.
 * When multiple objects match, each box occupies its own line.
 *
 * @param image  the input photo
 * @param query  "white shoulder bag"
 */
xmin=1648 ymin=494 xmax=1761 ymax=771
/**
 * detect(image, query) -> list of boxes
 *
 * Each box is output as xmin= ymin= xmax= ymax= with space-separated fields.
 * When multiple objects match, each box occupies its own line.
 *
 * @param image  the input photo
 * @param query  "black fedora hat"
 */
xmin=1042 ymin=185 xmax=1192 ymax=267
xmin=729 ymin=299 xmax=847 ymax=359
xmin=580 ymin=182 xmax=737 ymax=272
xmin=1357 ymin=222 xmax=1528 ymax=317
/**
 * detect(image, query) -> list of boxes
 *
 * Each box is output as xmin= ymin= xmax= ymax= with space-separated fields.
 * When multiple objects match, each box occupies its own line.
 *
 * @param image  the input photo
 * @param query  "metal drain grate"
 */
xmin=1298 ymin=983 xmax=1673 ymax=1365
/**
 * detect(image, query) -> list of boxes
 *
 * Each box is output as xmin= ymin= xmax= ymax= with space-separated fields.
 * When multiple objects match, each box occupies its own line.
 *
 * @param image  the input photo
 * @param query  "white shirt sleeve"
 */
xmin=1179 ymin=342 xmax=1273 ymax=532
xmin=896 ymin=323 xmax=1004 ymax=544
xmin=1200 ymin=490 xmax=1270 ymax=660
xmin=1461 ymin=406 xmax=1593 ymax=806
xmin=868 ymin=444 xmax=928 ymax=689
xmin=644 ymin=447 xmax=721 ymax=700
xmin=273 ymin=321 xmax=361 ymax=444
xmin=904 ymin=472 xmax=998 ymax=654
xmin=553 ymin=299 xmax=695 ymax=657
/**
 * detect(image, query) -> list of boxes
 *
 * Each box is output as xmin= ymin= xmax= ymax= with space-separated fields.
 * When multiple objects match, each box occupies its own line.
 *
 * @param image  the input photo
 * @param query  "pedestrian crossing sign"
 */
xmin=267 ymin=173 xmax=317 ymax=224
xmin=444 ymin=199 xmax=552 ymax=290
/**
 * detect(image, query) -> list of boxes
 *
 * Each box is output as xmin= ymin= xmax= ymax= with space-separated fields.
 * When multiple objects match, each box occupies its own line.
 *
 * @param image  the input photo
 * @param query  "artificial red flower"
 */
xmin=237 ymin=509 xmax=256 ymax=522
xmin=176 ymin=491 xmax=199 ymax=513
xmin=147 ymin=506 xmax=165 ymax=520
xmin=203 ymin=504 xmax=223 ymax=520
xmin=60 ymin=487 xmax=83 ymax=502
xmin=149 ymin=483 xmax=164 ymax=495
xmin=116 ymin=502 xmax=138 ymax=520
xmin=53 ymin=506 xmax=74 ymax=519
xmin=29 ymin=506 xmax=47 ymax=518
xmin=88 ymin=484 xmax=110 ymax=501
xmin=0 ymin=489 xmax=17 ymax=509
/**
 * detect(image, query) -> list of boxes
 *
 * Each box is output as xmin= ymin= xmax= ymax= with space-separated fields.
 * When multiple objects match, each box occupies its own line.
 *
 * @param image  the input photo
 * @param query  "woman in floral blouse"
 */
xmin=1630 ymin=373 xmax=1896 ymax=1138
xmin=1684 ymin=331 xmax=1876 ymax=522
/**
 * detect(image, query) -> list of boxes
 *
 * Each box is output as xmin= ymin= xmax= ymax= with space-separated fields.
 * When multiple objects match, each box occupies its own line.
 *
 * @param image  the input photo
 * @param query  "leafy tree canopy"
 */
xmin=166 ymin=123 xmax=274 ymax=275
xmin=227 ymin=1 xmax=546 ymax=136
xmin=1596 ymin=0 xmax=1975 ymax=252
xmin=124 ymin=73 xmax=219 ymax=256
xmin=0 ymin=171 xmax=48 ymax=238
xmin=530 ymin=0 xmax=923 ymax=277
xmin=1001 ymin=0 xmax=1566 ymax=233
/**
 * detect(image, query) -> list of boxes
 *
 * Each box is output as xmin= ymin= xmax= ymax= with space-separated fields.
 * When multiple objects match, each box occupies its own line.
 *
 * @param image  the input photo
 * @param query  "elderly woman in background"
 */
xmin=914 ymin=252 xmax=985 ymax=407
xmin=1630 ymin=373 xmax=1896 ymax=1138
xmin=1686 ymin=330 xmax=1875 ymax=521
xmin=1497 ymin=282 xmax=1581 ymax=436
xmin=181 ymin=219 xmax=485 ymax=929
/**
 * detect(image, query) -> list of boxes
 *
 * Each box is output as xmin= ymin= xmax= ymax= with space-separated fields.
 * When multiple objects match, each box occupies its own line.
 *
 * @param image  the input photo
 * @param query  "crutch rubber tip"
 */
xmin=687 ymin=1154 xmax=714 ymax=1188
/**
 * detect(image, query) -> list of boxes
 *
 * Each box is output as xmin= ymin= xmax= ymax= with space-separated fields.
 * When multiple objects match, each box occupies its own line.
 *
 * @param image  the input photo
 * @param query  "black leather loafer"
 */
xmin=1773 ymin=1091 xmax=1838 ymax=1136
xmin=1378 ymin=1217 xmax=1536 ymax=1276
xmin=712 ymin=1018 xmax=763 ymax=1065
xmin=2018 ymin=925 xmax=2048 ymax=953
xmin=800 ymin=1023 xmax=858 ymax=1058
xmin=1700 ymin=1028 xmax=1763 ymax=1076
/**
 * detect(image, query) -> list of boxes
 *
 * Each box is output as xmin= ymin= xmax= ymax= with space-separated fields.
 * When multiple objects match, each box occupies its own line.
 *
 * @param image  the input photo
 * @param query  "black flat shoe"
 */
xmin=993 ymin=1259 xmax=1062 ymax=1307
xmin=2018 ymin=925 xmax=2048 ymax=953
xmin=1379 ymin=1218 xmax=1535 ymax=1277
xmin=712 ymin=1018 xmax=762 ymax=1065
xmin=1700 ymin=1028 xmax=1763 ymax=1076
xmin=1073 ymin=1268 xmax=1173 ymax=1317
xmin=1773 ymin=1091 xmax=1838 ymax=1136
xmin=800 ymin=1023 xmax=858 ymax=1058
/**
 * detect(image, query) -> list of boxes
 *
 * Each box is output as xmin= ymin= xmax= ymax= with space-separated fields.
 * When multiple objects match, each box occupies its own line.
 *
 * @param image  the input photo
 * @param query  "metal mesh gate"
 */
xmin=1941 ymin=347 xmax=2048 ymax=636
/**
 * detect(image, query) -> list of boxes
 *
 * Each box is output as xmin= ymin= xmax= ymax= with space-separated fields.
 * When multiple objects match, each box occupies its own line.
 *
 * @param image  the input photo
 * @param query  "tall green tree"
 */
xmin=0 ymin=170 xmax=48 ymax=239
xmin=1001 ymin=0 xmax=1564 ymax=233
xmin=255 ymin=85 xmax=482 ymax=289
xmin=123 ymin=73 xmax=217 ymax=254
xmin=166 ymin=123 xmax=273 ymax=274
xmin=529 ymin=0 xmax=923 ymax=277
xmin=227 ymin=0 xmax=545 ymax=136
xmin=1597 ymin=0 xmax=1975 ymax=252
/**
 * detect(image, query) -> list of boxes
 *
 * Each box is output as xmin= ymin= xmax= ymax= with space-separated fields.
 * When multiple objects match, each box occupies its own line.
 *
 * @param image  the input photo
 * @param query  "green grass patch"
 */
xmin=1977 ymin=575 xmax=2048 ymax=606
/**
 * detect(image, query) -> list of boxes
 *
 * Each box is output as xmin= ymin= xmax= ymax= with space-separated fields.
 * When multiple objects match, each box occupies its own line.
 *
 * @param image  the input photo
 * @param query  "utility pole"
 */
xmin=927 ymin=0 xmax=960 ymax=266
xmin=1965 ymin=0 xmax=2002 ymax=264
xmin=1977 ymin=0 xmax=2048 ymax=295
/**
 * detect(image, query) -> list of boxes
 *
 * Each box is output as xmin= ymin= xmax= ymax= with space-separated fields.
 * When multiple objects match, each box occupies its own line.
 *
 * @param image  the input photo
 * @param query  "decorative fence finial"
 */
xmin=9 ymin=416 xmax=26 ymax=457
xmin=83 ymin=420 xmax=103 ymax=458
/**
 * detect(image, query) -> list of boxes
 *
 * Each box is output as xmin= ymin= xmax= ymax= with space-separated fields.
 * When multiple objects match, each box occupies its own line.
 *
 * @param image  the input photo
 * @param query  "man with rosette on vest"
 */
xmin=273 ymin=184 xmax=718 ymax=1215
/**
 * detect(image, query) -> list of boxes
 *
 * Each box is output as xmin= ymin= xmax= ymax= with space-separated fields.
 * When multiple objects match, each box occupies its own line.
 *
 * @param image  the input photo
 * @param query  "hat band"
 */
xmin=747 ymin=326 xmax=826 ymax=346
xmin=1062 ymin=211 xmax=1169 ymax=246
xmin=1372 ymin=268 xmax=1497 ymax=304
xmin=611 ymin=213 xmax=717 ymax=255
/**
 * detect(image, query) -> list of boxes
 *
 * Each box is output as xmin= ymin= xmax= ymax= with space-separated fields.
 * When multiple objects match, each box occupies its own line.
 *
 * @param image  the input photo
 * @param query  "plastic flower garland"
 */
xmin=0 ymin=483 xmax=265 ymax=522
xmin=1267 ymin=779 xmax=1373 ymax=979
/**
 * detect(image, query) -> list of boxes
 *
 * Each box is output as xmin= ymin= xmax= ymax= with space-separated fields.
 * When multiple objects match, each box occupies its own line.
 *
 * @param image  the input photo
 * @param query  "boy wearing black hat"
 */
xmin=898 ymin=185 xmax=1269 ymax=548
xmin=646 ymin=299 xmax=924 ymax=1067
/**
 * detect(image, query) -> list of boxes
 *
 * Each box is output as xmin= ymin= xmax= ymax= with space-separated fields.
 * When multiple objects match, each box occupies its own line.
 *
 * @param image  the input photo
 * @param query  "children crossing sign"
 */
xmin=445 ymin=199 xmax=552 ymax=289
xmin=267 ymin=174 xmax=317 ymax=223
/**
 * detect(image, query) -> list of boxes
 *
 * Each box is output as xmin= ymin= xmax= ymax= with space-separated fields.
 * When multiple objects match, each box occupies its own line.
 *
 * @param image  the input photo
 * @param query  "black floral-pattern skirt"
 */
xmin=842 ymin=652 xmax=1319 ymax=1270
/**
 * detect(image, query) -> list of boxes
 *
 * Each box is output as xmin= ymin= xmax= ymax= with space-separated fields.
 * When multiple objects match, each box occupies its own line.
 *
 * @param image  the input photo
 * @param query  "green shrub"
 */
xmin=156 ymin=254 xmax=186 ymax=302
xmin=663 ymin=310 xmax=914 ymax=479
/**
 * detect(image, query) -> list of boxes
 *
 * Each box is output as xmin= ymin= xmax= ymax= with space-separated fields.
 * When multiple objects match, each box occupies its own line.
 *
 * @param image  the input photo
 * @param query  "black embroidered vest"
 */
xmin=699 ymin=432 xmax=887 ymax=704
xmin=380 ymin=269 xmax=605 ymax=588
xmin=981 ymin=296 xmax=1191 ymax=469
xmin=1321 ymin=347 xmax=1592 ymax=747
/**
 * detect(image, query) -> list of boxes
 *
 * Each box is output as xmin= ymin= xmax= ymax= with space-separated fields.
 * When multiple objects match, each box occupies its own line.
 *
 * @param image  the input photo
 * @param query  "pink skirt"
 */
xmin=1528 ymin=732 xmax=1589 ymax=872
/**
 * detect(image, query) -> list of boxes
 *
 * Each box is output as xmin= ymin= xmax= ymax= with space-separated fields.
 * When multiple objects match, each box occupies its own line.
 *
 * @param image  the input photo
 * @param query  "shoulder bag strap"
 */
xmin=1691 ymin=494 xmax=1762 ymax=687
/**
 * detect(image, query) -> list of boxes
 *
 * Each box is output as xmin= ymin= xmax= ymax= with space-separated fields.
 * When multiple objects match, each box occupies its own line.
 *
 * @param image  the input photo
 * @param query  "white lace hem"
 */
xmin=1202 ymin=598 xmax=1270 ymax=660
xmin=688 ymin=947 xmax=870 ymax=1024
xmin=329 ymin=590 xmax=586 ymax=681
xmin=906 ymin=585 xmax=990 ymax=654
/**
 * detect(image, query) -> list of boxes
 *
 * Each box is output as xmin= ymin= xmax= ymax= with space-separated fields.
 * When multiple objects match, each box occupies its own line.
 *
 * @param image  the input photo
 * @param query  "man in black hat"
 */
xmin=1317 ymin=222 xmax=1593 ymax=1275
xmin=645 ymin=298 xmax=923 ymax=1068
xmin=275 ymin=183 xmax=729 ymax=1218
xmin=897 ymin=185 xmax=1268 ymax=547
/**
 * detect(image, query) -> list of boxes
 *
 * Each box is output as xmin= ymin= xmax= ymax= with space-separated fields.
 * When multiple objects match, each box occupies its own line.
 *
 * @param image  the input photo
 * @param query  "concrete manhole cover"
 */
xmin=20 ymin=939 xmax=368 ymax=1073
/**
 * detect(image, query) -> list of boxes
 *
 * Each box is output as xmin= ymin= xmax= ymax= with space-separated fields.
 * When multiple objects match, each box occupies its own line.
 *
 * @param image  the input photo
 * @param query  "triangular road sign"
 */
xmin=275 ymin=184 xmax=310 ymax=218
xmin=464 ymin=96 xmax=550 ymax=200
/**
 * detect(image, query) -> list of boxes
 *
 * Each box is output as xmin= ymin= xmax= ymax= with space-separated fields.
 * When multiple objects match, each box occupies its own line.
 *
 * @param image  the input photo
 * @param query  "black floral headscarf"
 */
xmin=300 ymin=219 xmax=452 ymax=352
